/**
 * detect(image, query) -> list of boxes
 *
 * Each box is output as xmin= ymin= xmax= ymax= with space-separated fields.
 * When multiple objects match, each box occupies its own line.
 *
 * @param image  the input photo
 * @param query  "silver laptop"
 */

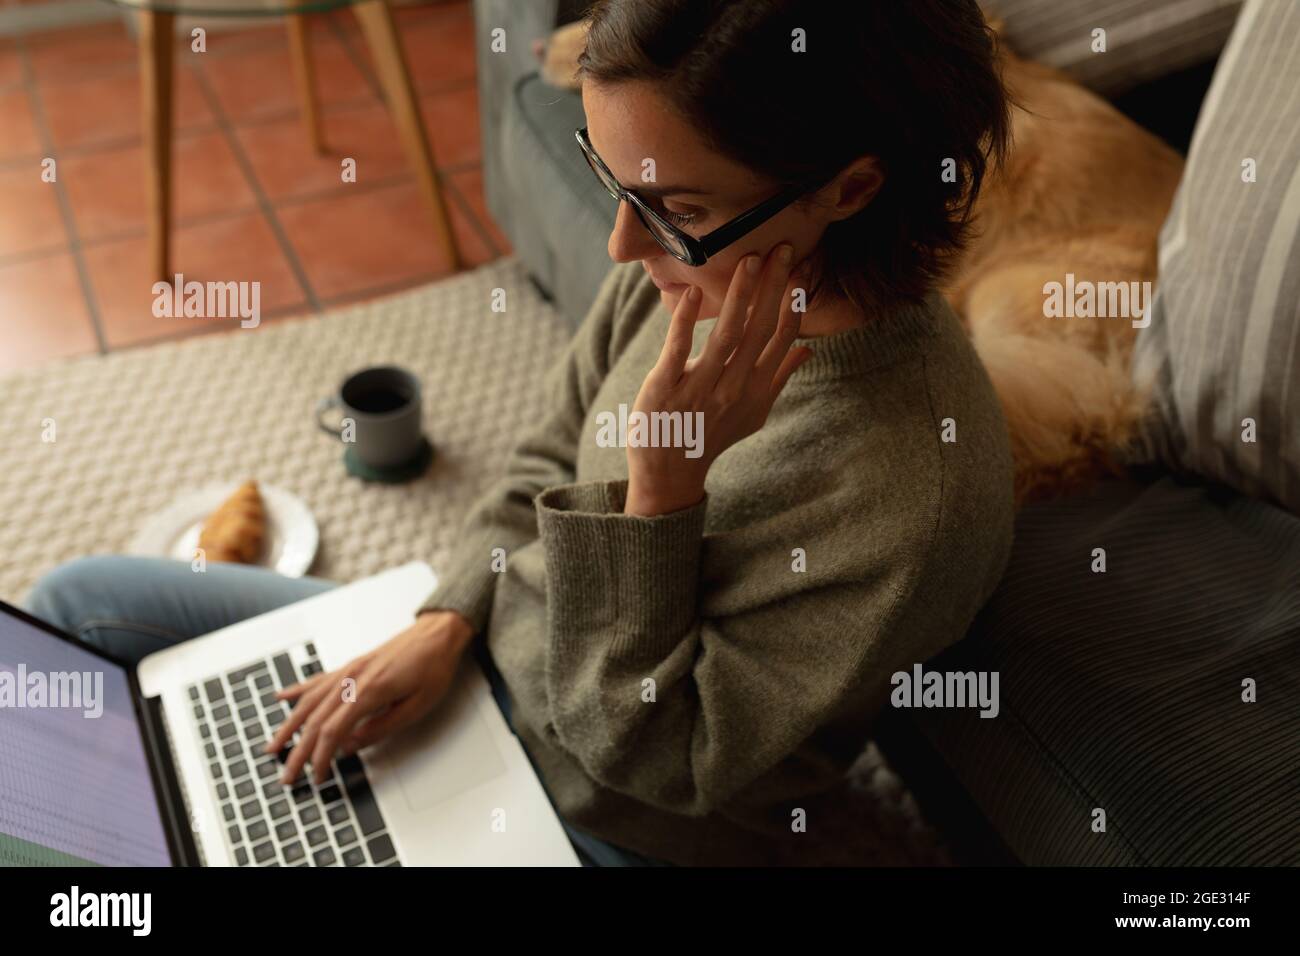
xmin=0 ymin=561 xmax=579 ymax=867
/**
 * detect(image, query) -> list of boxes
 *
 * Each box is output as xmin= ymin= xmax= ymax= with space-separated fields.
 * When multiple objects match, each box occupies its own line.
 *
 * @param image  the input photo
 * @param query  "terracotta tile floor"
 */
xmin=0 ymin=0 xmax=512 ymax=374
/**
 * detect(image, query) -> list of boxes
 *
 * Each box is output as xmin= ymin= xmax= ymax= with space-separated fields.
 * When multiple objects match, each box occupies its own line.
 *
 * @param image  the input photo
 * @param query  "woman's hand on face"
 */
xmin=625 ymin=242 xmax=813 ymax=517
xmin=263 ymin=609 xmax=475 ymax=785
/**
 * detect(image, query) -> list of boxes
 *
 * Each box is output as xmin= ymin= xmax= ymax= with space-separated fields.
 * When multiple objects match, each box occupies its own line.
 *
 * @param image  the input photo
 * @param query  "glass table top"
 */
xmin=100 ymin=0 xmax=363 ymax=16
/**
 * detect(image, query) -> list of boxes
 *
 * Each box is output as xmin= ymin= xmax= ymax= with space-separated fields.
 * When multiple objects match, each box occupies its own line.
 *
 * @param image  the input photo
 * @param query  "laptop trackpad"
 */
xmin=365 ymin=664 xmax=508 ymax=813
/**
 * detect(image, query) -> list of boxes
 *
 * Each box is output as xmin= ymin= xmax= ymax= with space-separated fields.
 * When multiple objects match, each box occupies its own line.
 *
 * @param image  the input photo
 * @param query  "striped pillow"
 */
xmin=983 ymin=0 xmax=1243 ymax=94
xmin=1125 ymin=0 xmax=1300 ymax=516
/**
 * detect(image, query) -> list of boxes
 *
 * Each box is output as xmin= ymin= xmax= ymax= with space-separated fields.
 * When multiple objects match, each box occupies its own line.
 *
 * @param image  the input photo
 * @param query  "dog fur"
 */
xmin=537 ymin=18 xmax=1184 ymax=506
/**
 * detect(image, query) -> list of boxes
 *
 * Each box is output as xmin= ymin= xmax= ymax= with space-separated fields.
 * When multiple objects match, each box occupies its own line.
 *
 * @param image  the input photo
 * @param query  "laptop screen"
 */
xmin=0 ymin=606 xmax=172 ymax=867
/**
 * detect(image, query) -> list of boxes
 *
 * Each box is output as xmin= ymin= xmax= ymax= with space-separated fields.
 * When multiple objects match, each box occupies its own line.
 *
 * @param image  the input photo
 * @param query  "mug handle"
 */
xmin=316 ymin=396 xmax=344 ymax=439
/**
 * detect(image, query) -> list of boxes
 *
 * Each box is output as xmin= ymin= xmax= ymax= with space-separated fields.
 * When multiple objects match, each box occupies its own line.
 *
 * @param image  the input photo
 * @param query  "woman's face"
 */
xmin=581 ymin=80 xmax=850 ymax=319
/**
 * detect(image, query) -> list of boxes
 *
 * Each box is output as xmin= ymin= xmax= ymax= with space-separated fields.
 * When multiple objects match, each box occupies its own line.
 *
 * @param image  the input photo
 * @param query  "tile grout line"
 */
xmin=1 ymin=175 xmax=415 ymax=262
xmin=0 ymin=92 xmax=477 ymax=173
xmin=15 ymin=31 xmax=109 ymax=356
xmin=441 ymin=169 xmax=503 ymax=259
xmin=325 ymin=8 xmax=386 ymax=102
xmin=185 ymin=54 xmax=325 ymax=316
xmin=0 ymin=158 xmax=487 ymax=272
xmin=7 ymin=7 xmax=494 ymax=355
xmin=98 ymin=257 xmax=496 ymax=357
xmin=315 ymin=265 xmax=482 ymax=312
xmin=326 ymin=6 xmax=484 ymax=127
xmin=325 ymin=4 xmax=496 ymax=257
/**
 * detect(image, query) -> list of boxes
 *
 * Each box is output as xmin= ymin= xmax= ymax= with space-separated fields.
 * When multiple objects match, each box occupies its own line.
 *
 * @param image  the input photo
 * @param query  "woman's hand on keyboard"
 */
xmin=263 ymin=610 xmax=475 ymax=786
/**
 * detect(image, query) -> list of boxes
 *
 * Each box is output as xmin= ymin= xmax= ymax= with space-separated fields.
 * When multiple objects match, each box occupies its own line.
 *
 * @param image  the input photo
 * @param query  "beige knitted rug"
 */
xmin=0 ymin=255 xmax=951 ymax=865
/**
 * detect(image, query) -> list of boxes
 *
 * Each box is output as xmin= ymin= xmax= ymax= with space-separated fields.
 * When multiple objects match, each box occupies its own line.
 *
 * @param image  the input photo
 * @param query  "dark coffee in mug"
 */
xmin=316 ymin=366 xmax=425 ymax=469
xmin=349 ymin=387 xmax=410 ymax=415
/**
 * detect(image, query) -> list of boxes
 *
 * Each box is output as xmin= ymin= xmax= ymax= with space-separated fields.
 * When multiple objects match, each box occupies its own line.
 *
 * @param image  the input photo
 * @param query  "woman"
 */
xmin=25 ymin=0 xmax=1015 ymax=866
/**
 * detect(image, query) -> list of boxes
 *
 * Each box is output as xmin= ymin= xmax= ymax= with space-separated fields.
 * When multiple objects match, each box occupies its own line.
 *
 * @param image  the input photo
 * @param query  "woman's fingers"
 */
xmin=274 ymin=672 xmax=323 ymax=703
xmin=306 ymin=694 xmax=376 ymax=785
xmin=264 ymin=676 xmax=332 ymax=755
xmin=720 ymin=244 xmax=794 ymax=388
xmin=654 ymin=283 xmax=703 ymax=384
xmin=339 ymin=694 xmax=429 ymax=756
xmin=273 ymin=688 xmax=329 ymax=783
xmin=268 ymin=663 xmax=366 ymax=782
xmin=753 ymin=270 xmax=807 ymax=385
xmin=279 ymin=690 xmax=341 ymax=785
xmin=696 ymin=253 xmax=763 ymax=381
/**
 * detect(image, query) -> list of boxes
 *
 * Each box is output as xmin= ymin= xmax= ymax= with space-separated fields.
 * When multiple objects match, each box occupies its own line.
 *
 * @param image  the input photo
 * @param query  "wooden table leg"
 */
xmin=139 ymin=10 xmax=174 ymax=284
xmin=352 ymin=0 xmax=463 ymax=272
xmin=286 ymin=11 xmax=325 ymax=154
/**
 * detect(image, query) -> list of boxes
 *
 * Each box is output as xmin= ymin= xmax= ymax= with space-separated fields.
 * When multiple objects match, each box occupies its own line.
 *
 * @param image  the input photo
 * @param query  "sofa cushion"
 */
xmin=907 ymin=471 xmax=1300 ymax=865
xmin=472 ymin=0 xmax=561 ymax=245
xmin=501 ymin=73 xmax=615 ymax=327
xmin=983 ymin=0 xmax=1242 ymax=94
xmin=1126 ymin=0 xmax=1300 ymax=516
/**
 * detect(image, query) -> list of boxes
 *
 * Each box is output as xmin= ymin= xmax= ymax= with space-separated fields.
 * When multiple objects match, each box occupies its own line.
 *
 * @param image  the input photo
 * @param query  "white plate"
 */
xmin=127 ymin=483 xmax=319 ymax=577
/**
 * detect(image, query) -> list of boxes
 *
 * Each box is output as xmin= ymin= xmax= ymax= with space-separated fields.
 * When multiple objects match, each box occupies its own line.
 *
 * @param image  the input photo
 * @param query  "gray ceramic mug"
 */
xmin=316 ymin=366 xmax=424 ymax=468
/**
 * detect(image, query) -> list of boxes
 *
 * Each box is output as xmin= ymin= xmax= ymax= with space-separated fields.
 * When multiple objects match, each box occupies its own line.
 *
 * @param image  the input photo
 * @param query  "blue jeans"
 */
xmin=22 ymin=555 xmax=671 ymax=868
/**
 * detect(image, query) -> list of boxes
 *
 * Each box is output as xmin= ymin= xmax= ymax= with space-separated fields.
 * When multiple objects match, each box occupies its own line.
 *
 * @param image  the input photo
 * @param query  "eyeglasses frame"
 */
xmin=575 ymin=126 xmax=828 ymax=267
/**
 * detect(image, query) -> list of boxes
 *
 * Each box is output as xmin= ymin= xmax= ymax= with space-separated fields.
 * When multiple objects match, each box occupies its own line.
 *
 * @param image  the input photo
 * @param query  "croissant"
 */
xmin=198 ymin=480 xmax=266 ymax=564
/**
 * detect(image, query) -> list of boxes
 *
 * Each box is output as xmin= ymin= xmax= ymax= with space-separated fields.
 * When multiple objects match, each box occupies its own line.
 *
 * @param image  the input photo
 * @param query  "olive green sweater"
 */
xmin=418 ymin=261 xmax=1016 ymax=866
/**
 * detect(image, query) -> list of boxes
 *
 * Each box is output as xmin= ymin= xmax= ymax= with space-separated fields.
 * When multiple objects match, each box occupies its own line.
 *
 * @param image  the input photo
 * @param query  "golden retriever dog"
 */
xmin=537 ymin=17 xmax=1185 ymax=506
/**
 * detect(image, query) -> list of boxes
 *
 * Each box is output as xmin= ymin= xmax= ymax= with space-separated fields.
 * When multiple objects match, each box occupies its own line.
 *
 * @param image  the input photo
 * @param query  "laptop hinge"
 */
xmin=139 ymin=693 xmax=204 ymax=867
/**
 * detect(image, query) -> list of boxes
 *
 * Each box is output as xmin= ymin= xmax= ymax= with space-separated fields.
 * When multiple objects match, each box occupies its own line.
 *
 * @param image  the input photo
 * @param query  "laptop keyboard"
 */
xmin=187 ymin=642 xmax=401 ymax=867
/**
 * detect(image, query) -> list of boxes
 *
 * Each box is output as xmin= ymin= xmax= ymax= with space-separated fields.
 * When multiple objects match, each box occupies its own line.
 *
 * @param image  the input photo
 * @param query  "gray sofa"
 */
xmin=469 ymin=0 xmax=1300 ymax=865
xmin=474 ymin=0 xmax=614 ymax=327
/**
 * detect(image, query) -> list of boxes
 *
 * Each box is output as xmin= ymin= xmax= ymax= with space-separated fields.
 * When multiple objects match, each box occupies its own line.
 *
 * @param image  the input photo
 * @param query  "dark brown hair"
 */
xmin=576 ymin=0 xmax=1011 ymax=315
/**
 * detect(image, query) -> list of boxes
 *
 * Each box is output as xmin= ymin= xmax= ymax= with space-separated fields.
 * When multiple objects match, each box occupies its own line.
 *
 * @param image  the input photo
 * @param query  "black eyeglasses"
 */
xmin=576 ymin=126 xmax=825 ymax=267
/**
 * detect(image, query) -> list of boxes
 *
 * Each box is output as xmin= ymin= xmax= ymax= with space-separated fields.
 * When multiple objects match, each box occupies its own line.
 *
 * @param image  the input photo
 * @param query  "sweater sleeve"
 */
xmin=414 ymin=264 xmax=638 ymax=631
xmin=533 ymin=475 xmax=962 ymax=819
